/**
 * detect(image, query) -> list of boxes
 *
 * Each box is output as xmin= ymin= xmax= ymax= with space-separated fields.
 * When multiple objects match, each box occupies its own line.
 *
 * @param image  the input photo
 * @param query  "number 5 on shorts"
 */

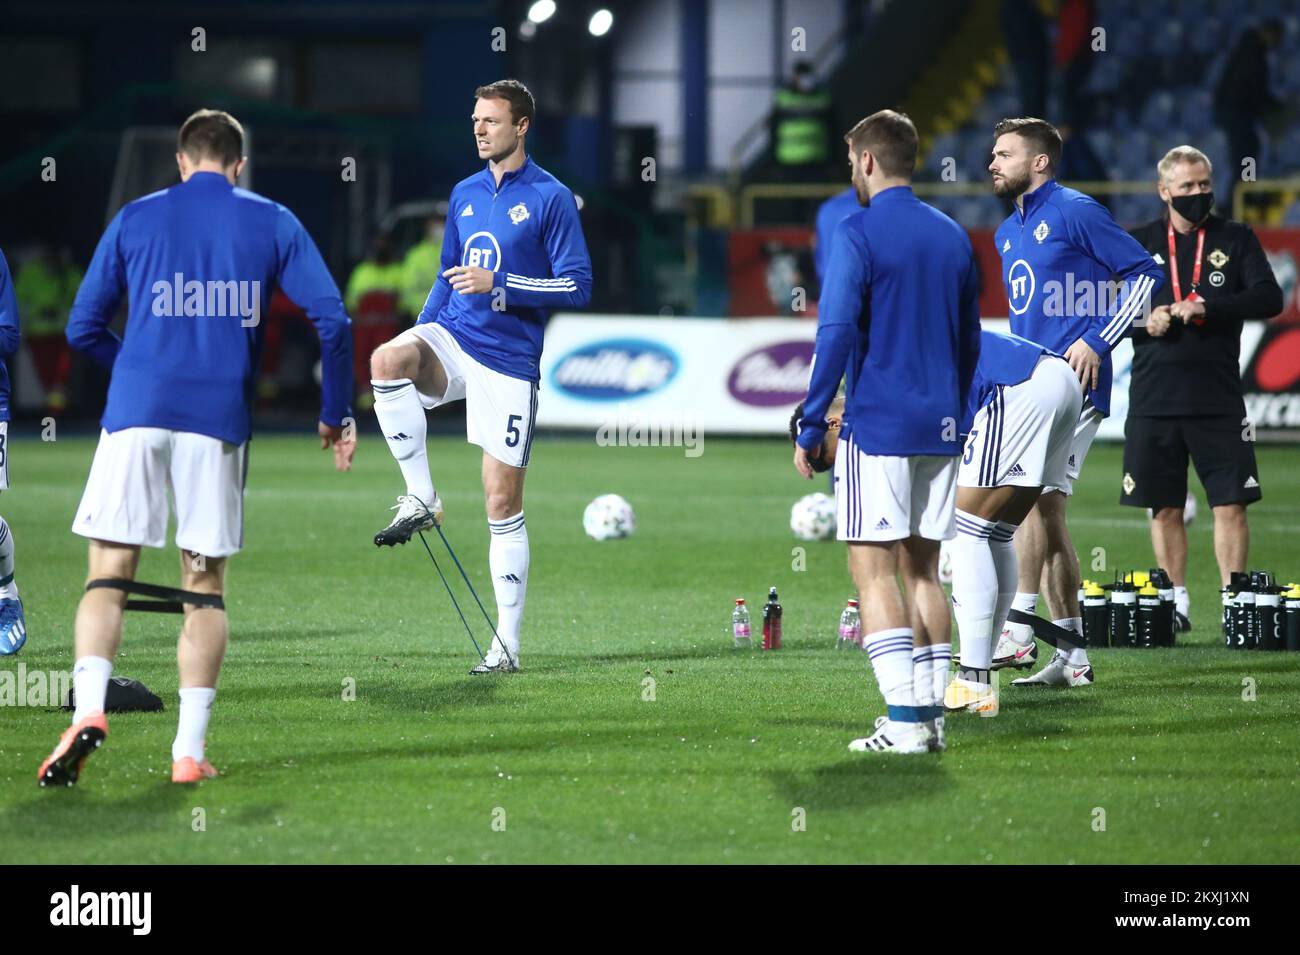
xmin=506 ymin=414 xmax=522 ymax=448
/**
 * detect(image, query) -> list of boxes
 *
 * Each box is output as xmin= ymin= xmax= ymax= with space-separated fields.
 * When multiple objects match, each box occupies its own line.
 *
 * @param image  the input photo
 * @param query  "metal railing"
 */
xmin=738 ymin=180 xmax=1159 ymax=227
xmin=1235 ymin=179 xmax=1300 ymax=223
xmin=726 ymin=179 xmax=1300 ymax=228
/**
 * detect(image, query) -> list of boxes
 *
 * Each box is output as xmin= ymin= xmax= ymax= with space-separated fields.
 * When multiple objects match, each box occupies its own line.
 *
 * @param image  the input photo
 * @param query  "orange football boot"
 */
xmin=38 ymin=712 xmax=108 ymax=787
xmin=171 ymin=755 xmax=219 ymax=784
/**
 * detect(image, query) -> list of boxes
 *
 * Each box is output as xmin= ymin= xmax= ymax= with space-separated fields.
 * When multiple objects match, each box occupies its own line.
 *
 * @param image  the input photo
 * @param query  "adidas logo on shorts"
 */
xmin=1008 ymin=463 xmax=1026 ymax=477
xmin=874 ymin=517 xmax=891 ymax=531
xmin=1244 ymin=475 xmax=1259 ymax=489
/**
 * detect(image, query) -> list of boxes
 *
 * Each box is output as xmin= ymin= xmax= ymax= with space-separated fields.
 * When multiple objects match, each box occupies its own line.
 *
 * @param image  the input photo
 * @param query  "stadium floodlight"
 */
xmin=527 ymin=0 xmax=557 ymax=24
xmin=588 ymin=8 xmax=613 ymax=36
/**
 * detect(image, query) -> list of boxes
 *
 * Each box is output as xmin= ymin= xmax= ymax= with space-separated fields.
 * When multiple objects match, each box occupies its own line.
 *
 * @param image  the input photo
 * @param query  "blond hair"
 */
xmin=1157 ymin=145 xmax=1212 ymax=183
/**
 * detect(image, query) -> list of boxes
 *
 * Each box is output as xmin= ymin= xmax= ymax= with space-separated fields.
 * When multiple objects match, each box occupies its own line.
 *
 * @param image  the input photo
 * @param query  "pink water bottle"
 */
xmin=732 ymin=598 xmax=752 ymax=649
xmin=837 ymin=599 xmax=861 ymax=649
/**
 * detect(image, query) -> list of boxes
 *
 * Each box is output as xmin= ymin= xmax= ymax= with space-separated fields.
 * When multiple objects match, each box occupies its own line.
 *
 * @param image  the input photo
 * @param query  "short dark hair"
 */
xmin=474 ymin=79 xmax=535 ymax=126
xmin=177 ymin=109 xmax=245 ymax=166
xmin=993 ymin=117 xmax=1062 ymax=173
xmin=788 ymin=401 xmax=805 ymax=444
xmin=844 ymin=109 xmax=918 ymax=178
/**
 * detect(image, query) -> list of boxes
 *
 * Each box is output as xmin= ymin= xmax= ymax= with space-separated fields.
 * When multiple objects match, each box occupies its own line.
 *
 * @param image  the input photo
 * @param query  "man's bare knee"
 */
xmin=900 ymin=536 xmax=940 ymax=583
xmin=1153 ymin=507 xmax=1185 ymax=528
xmin=370 ymin=340 xmax=415 ymax=381
xmin=1212 ymin=504 xmax=1247 ymax=527
xmin=85 ymin=540 xmax=141 ymax=584
xmin=179 ymin=551 xmax=226 ymax=596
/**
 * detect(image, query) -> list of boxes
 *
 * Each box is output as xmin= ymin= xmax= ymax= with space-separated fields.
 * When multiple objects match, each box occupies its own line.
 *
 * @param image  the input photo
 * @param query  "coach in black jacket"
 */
xmin=1122 ymin=145 xmax=1283 ymax=630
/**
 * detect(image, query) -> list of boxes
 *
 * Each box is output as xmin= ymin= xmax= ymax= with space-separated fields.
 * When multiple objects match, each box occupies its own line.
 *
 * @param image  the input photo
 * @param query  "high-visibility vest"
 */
xmin=344 ymin=260 xmax=405 ymax=314
xmin=15 ymin=259 xmax=83 ymax=335
xmin=775 ymin=87 xmax=832 ymax=166
xmin=401 ymin=241 xmax=442 ymax=317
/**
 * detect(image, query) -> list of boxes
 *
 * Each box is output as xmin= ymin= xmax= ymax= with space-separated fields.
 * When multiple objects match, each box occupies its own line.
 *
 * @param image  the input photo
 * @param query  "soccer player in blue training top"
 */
xmin=368 ymin=79 xmax=592 ymax=675
xmin=794 ymin=109 xmax=980 ymax=755
xmin=0 ymin=249 xmax=23 ymax=655
xmin=40 ymin=109 xmax=354 ymax=788
xmin=790 ymin=330 xmax=1084 ymax=729
xmin=988 ymin=117 xmax=1162 ymax=686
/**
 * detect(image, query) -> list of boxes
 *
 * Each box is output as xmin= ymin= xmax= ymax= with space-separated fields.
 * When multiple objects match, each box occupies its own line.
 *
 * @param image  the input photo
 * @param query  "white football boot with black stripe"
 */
xmin=849 ymin=716 xmax=929 ymax=754
xmin=374 ymin=494 xmax=443 ymax=547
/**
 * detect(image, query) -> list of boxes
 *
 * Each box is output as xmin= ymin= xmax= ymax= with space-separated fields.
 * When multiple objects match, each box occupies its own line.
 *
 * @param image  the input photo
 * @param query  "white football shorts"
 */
xmin=959 ymin=355 xmax=1085 ymax=493
xmin=402 ymin=322 xmax=539 ymax=469
xmin=72 ymin=427 xmax=247 ymax=557
xmin=834 ymin=432 xmax=958 ymax=542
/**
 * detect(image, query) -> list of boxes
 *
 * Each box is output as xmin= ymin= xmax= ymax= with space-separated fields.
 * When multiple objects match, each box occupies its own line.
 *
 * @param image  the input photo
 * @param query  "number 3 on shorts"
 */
xmin=506 ymin=414 xmax=522 ymax=448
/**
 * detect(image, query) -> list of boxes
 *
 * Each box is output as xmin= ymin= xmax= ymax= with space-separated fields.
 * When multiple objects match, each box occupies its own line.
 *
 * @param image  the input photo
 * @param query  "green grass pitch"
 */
xmin=2 ymin=432 xmax=1299 ymax=864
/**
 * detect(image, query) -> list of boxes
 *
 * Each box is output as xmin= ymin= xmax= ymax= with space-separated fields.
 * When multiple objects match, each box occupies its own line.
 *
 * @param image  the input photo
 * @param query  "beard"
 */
xmin=852 ymin=170 xmax=870 ymax=206
xmin=992 ymin=167 xmax=1031 ymax=199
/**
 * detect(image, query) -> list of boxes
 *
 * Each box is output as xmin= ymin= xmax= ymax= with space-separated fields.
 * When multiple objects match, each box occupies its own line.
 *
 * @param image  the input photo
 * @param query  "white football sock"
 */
xmin=1006 ymin=591 xmax=1038 ymax=644
xmin=0 ymin=516 xmax=16 ymax=599
xmin=952 ymin=511 xmax=999 ymax=671
xmin=912 ymin=645 xmax=935 ymax=708
xmin=1174 ymin=586 xmax=1189 ymax=618
xmin=172 ymin=687 xmax=216 ymax=762
xmin=992 ymin=522 xmax=1019 ymax=635
xmin=1055 ymin=618 xmax=1089 ymax=666
xmin=488 ymin=512 xmax=529 ymax=659
xmin=72 ymin=655 xmax=113 ymax=722
xmin=932 ymin=645 xmax=953 ymax=705
xmin=372 ymin=378 xmax=436 ymax=506
xmin=864 ymin=627 xmax=916 ymax=720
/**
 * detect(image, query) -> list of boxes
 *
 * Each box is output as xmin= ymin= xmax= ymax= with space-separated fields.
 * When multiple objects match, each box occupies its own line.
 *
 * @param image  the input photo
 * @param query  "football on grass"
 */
xmin=790 ymin=492 xmax=836 ymax=541
xmin=583 ymin=494 xmax=636 ymax=540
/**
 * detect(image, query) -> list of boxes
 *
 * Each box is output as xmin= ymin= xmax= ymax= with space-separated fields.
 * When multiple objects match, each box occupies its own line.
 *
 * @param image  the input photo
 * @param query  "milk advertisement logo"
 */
xmin=551 ymin=339 xmax=678 ymax=401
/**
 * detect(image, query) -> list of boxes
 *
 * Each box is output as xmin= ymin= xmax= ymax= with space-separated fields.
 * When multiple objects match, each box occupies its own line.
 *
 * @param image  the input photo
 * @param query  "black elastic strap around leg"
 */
xmin=86 ymin=578 xmax=225 ymax=614
xmin=1006 ymin=609 xmax=1083 ymax=650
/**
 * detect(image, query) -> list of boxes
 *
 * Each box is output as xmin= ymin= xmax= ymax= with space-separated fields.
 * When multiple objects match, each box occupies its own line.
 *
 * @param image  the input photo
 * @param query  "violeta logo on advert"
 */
xmin=727 ymin=340 xmax=814 ymax=407
xmin=550 ymin=339 xmax=678 ymax=401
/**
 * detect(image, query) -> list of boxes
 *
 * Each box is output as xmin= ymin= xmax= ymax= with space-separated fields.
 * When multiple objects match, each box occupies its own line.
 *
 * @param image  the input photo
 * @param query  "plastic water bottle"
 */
xmin=1110 ymin=579 xmax=1137 ymax=647
xmin=732 ymin=598 xmax=752 ymax=649
xmin=837 ymin=599 xmax=861 ymax=650
xmin=1283 ymin=583 xmax=1300 ymax=652
xmin=1082 ymin=581 xmax=1108 ymax=647
xmin=762 ymin=587 xmax=783 ymax=650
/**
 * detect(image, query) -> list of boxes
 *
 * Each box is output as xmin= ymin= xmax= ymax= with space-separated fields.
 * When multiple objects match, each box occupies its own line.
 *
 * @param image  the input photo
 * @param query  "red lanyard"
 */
xmin=1167 ymin=220 xmax=1204 ymax=303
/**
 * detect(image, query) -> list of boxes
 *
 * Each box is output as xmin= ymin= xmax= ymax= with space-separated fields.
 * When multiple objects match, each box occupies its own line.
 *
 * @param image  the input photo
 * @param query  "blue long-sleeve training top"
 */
xmin=960 ymin=329 xmax=1079 ymax=434
xmin=813 ymin=187 xmax=861 ymax=285
xmin=66 ymin=171 xmax=352 ymax=445
xmin=419 ymin=156 xmax=592 ymax=382
xmin=993 ymin=178 xmax=1163 ymax=416
xmin=797 ymin=185 xmax=982 ymax=457
xmin=0 ymin=250 xmax=20 ymax=424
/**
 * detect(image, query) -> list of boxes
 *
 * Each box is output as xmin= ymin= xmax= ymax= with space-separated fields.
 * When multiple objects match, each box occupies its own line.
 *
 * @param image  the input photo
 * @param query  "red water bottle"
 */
xmin=762 ymin=586 xmax=782 ymax=650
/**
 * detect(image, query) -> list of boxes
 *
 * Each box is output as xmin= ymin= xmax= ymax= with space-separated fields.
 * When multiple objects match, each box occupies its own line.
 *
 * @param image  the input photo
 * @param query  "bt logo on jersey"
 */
xmin=1007 ymin=258 xmax=1035 ymax=315
xmin=461 ymin=231 xmax=503 ymax=273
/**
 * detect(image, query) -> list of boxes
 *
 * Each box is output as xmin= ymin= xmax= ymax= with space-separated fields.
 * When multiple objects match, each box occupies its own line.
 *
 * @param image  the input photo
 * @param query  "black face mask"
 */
xmin=1171 ymin=191 xmax=1214 ymax=225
